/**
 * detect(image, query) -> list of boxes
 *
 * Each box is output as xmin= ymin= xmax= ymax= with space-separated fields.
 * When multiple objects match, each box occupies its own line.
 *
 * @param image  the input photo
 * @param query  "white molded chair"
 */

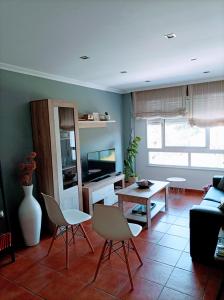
xmin=93 ymin=204 xmax=143 ymax=290
xmin=41 ymin=193 xmax=94 ymax=268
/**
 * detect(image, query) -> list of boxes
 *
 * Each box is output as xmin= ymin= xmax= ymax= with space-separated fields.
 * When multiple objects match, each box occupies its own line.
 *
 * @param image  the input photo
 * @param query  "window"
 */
xmin=210 ymin=126 xmax=224 ymax=150
xmin=191 ymin=153 xmax=224 ymax=169
xmin=147 ymin=120 xmax=224 ymax=169
xmin=165 ymin=121 xmax=205 ymax=147
xmin=147 ymin=123 xmax=162 ymax=148
xmin=149 ymin=152 xmax=188 ymax=166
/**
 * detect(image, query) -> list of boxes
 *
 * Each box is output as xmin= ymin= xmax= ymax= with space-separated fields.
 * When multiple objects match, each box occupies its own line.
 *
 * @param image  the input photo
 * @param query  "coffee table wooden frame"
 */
xmin=117 ymin=180 xmax=169 ymax=228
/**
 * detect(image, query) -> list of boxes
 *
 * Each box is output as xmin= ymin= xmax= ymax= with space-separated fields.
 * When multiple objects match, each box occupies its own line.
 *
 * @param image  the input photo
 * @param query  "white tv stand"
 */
xmin=82 ymin=173 xmax=125 ymax=215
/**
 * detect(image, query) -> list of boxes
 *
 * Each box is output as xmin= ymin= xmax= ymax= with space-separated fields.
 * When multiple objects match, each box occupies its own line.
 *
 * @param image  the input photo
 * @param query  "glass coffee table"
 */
xmin=214 ymin=228 xmax=224 ymax=299
xmin=116 ymin=180 xmax=169 ymax=228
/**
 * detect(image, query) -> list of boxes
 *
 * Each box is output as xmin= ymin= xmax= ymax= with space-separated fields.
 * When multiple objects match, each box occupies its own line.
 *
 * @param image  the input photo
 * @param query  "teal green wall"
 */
xmin=122 ymin=93 xmax=133 ymax=156
xmin=0 ymin=69 xmax=123 ymax=244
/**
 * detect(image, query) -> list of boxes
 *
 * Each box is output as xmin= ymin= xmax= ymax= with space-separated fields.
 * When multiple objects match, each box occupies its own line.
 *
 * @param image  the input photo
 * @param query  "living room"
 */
xmin=0 ymin=1 xmax=224 ymax=299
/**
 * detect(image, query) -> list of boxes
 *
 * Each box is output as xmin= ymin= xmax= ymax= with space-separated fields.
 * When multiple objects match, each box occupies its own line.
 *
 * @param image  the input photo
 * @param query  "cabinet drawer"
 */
xmin=104 ymin=194 xmax=118 ymax=206
xmin=60 ymin=186 xmax=79 ymax=210
xmin=92 ymin=184 xmax=114 ymax=204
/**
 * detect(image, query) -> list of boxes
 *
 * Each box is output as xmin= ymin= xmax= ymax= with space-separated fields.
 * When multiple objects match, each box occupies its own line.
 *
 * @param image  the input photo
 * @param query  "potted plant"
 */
xmin=18 ymin=152 xmax=42 ymax=246
xmin=124 ymin=136 xmax=141 ymax=183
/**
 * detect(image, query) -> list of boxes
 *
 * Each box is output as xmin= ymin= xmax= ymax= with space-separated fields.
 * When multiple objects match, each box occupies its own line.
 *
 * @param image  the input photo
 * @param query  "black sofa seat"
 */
xmin=190 ymin=176 xmax=224 ymax=264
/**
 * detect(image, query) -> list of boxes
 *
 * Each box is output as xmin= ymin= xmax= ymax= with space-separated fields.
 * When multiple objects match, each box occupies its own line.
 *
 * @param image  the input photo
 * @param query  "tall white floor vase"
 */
xmin=18 ymin=185 xmax=42 ymax=246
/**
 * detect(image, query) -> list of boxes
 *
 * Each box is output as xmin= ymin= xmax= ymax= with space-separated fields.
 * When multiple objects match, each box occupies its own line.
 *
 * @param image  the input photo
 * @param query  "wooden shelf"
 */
xmin=83 ymin=173 xmax=124 ymax=193
xmin=124 ymin=201 xmax=165 ymax=224
xmin=78 ymin=120 xmax=116 ymax=129
xmin=214 ymin=228 xmax=224 ymax=261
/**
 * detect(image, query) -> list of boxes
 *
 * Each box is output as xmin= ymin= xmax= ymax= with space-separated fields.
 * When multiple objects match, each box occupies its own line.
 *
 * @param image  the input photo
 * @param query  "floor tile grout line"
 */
xmin=155 ymin=240 xmax=202 ymax=300
xmin=156 ymin=285 xmax=166 ymax=300
xmin=165 ymin=247 xmax=206 ymax=300
xmin=135 ymin=272 xmax=171 ymax=288
xmin=0 ymin=272 xmax=45 ymax=299
xmin=159 ymin=264 xmax=176 ymax=296
xmin=16 ymin=268 xmax=63 ymax=298
xmin=1 ymin=191 xmax=215 ymax=299
xmin=154 ymin=204 xmax=206 ymax=299
xmin=143 ymin=256 xmax=180 ymax=268
xmin=81 ymin=284 xmax=121 ymax=299
xmin=101 ymin=256 xmax=172 ymax=290
xmin=200 ymin=268 xmax=214 ymax=300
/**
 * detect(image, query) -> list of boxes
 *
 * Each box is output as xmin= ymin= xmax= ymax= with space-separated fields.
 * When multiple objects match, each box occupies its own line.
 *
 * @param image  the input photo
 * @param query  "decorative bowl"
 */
xmin=136 ymin=179 xmax=153 ymax=189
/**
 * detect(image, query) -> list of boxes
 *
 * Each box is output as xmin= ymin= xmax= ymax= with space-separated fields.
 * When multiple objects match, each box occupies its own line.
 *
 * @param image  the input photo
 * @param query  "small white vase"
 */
xmin=18 ymin=185 xmax=42 ymax=246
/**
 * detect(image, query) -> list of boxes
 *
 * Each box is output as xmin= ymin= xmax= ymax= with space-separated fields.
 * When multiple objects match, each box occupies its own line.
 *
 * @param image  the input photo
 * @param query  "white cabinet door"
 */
xmin=54 ymin=107 xmax=80 ymax=210
xmin=60 ymin=186 xmax=79 ymax=210
xmin=104 ymin=194 xmax=118 ymax=205
xmin=92 ymin=184 xmax=116 ymax=205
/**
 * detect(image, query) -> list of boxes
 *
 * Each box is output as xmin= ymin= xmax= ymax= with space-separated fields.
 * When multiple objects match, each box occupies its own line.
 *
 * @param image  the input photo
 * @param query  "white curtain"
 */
xmin=133 ymin=86 xmax=187 ymax=120
xmin=188 ymin=80 xmax=224 ymax=127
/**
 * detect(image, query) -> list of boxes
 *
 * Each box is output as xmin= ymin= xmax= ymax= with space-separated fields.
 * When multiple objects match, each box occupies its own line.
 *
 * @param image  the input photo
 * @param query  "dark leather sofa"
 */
xmin=190 ymin=175 xmax=224 ymax=264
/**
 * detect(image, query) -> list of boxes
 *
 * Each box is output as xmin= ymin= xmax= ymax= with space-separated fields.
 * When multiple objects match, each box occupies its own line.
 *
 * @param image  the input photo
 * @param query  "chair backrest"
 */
xmin=93 ymin=204 xmax=133 ymax=241
xmin=41 ymin=193 xmax=68 ymax=226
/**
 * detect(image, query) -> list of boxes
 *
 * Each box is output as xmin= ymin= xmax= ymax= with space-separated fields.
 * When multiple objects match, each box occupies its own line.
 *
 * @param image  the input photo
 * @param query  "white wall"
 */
xmin=135 ymin=119 xmax=224 ymax=190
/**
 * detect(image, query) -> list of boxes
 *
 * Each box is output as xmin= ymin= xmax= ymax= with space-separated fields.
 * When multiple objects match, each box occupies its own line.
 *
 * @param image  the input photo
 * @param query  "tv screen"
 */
xmin=87 ymin=148 xmax=116 ymax=180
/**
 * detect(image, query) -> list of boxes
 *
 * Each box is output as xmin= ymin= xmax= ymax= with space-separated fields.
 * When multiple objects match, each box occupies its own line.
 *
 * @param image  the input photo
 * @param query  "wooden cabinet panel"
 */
xmin=31 ymin=100 xmax=83 ymax=216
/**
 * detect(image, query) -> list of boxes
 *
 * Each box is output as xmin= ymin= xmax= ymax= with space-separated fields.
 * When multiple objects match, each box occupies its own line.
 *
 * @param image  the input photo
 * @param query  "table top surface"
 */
xmin=116 ymin=180 xmax=169 ymax=199
xmin=166 ymin=177 xmax=186 ymax=182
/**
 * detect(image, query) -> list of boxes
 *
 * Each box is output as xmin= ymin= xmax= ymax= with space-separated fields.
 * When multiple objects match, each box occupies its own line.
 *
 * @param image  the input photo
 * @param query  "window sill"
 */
xmin=147 ymin=164 xmax=224 ymax=172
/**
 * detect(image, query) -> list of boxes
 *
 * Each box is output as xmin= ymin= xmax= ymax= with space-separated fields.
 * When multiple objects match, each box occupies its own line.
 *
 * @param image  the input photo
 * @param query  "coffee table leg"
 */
xmin=165 ymin=186 xmax=168 ymax=211
xmin=118 ymin=196 xmax=123 ymax=212
xmin=146 ymin=202 xmax=151 ymax=228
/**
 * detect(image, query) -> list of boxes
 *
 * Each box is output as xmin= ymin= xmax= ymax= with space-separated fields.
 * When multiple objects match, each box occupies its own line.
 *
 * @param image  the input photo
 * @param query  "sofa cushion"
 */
xmin=201 ymin=200 xmax=220 ymax=208
xmin=203 ymin=187 xmax=223 ymax=203
xmin=217 ymin=176 xmax=224 ymax=191
xmin=218 ymin=196 xmax=224 ymax=211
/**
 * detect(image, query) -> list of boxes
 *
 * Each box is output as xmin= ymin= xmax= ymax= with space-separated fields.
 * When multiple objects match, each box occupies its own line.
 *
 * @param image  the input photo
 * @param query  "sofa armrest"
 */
xmin=190 ymin=205 xmax=224 ymax=217
xmin=190 ymin=205 xmax=224 ymax=263
xmin=213 ymin=175 xmax=223 ymax=188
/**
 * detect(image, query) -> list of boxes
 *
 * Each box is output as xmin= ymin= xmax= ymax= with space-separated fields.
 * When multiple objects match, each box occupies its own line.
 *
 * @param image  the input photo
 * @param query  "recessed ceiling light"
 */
xmin=120 ymin=71 xmax=127 ymax=74
xmin=145 ymin=80 xmax=151 ymax=83
xmin=80 ymin=56 xmax=90 ymax=60
xmin=164 ymin=33 xmax=176 ymax=39
xmin=190 ymin=58 xmax=197 ymax=61
xmin=203 ymin=71 xmax=210 ymax=74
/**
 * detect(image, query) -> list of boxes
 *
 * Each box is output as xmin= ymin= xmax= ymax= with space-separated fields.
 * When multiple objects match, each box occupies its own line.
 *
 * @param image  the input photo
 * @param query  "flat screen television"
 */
xmin=87 ymin=148 xmax=116 ymax=181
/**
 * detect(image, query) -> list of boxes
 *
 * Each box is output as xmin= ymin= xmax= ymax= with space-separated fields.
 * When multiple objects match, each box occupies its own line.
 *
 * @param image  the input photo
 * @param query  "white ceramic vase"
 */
xmin=18 ymin=185 xmax=42 ymax=246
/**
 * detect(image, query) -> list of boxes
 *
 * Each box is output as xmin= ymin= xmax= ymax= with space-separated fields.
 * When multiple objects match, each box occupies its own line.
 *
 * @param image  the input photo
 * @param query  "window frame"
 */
xmin=147 ymin=119 xmax=224 ymax=171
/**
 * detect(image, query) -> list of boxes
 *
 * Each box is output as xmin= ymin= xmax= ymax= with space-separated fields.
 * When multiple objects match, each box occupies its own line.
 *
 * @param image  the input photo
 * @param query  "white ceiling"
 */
xmin=0 ymin=0 xmax=224 ymax=94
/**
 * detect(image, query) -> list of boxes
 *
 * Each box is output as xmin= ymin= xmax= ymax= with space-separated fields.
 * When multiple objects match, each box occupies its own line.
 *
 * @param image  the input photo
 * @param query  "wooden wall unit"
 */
xmin=31 ymin=99 xmax=83 ymax=211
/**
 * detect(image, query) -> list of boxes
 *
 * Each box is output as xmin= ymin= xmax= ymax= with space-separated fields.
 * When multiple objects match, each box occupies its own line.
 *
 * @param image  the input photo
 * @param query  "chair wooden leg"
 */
xmin=80 ymin=224 xmax=94 ymax=253
xmin=71 ymin=225 xmax=75 ymax=244
xmin=48 ymin=226 xmax=58 ymax=256
xmin=93 ymin=240 xmax=107 ymax=281
xmin=108 ymin=240 xmax=112 ymax=260
xmin=122 ymin=241 xmax=134 ymax=290
xmin=65 ymin=226 xmax=69 ymax=269
xmin=130 ymin=238 xmax=143 ymax=266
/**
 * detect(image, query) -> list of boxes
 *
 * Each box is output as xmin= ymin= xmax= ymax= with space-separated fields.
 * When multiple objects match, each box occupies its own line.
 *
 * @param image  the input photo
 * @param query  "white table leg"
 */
xmin=146 ymin=201 xmax=152 ymax=228
xmin=165 ymin=186 xmax=168 ymax=211
xmin=118 ymin=196 xmax=124 ymax=212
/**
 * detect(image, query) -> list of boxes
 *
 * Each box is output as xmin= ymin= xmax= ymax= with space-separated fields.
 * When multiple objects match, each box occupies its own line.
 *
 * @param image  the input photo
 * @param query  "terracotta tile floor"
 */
xmin=0 ymin=190 xmax=224 ymax=300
